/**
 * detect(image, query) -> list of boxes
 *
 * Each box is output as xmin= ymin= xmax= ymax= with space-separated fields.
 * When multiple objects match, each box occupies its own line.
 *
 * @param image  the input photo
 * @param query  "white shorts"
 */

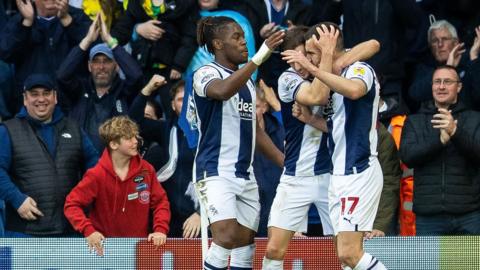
xmin=329 ymin=159 xmax=383 ymax=235
xmin=195 ymin=175 xmax=260 ymax=231
xmin=268 ymin=173 xmax=333 ymax=235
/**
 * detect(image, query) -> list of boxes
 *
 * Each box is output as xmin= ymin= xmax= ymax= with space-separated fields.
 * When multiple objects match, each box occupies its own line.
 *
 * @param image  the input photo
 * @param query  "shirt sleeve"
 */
xmin=278 ymin=71 xmax=307 ymax=103
xmin=344 ymin=62 xmax=374 ymax=92
xmin=193 ymin=65 xmax=222 ymax=98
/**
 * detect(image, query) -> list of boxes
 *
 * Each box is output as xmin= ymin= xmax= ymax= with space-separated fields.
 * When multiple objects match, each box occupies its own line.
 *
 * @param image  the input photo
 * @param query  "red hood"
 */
xmin=98 ymin=149 xmax=143 ymax=180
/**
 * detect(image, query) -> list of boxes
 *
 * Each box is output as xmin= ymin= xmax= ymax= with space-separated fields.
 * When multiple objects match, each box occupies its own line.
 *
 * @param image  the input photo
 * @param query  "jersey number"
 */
xmin=341 ymin=197 xmax=359 ymax=215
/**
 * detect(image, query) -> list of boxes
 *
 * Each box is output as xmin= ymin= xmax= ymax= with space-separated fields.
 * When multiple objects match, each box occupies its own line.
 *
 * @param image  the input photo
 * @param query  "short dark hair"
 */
xmin=169 ymin=79 xmax=185 ymax=99
xmin=304 ymin=22 xmax=343 ymax=51
xmin=433 ymin=65 xmax=460 ymax=81
xmin=282 ymin=26 xmax=309 ymax=51
xmin=197 ymin=16 xmax=237 ymax=53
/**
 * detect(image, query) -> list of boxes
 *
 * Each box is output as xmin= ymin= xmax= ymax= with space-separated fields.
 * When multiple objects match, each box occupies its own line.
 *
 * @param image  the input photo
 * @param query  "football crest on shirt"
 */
xmin=353 ymin=67 xmax=365 ymax=76
xmin=139 ymin=190 xmax=150 ymax=204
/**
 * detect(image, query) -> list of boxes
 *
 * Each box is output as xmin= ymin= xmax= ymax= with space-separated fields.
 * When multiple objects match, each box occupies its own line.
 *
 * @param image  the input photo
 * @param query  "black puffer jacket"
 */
xmin=399 ymin=101 xmax=480 ymax=216
xmin=111 ymin=0 xmax=198 ymax=72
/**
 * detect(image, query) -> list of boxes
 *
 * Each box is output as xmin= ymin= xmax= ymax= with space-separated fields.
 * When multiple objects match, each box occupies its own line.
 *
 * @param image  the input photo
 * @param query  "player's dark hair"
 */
xmin=197 ymin=16 xmax=237 ymax=54
xmin=282 ymin=26 xmax=309 ymax=51
xmin=304 ymin=22 xmax=343 ymax=51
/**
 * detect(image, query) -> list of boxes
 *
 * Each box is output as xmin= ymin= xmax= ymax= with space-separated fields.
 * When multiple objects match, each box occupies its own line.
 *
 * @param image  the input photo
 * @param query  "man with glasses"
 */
xmin=57 ymin=15 xmax=143 ymax=151
xmin=408 ymin=20 xmax=480 ymax=111
xmin=400 ymin=65 xmax=480 ymax=235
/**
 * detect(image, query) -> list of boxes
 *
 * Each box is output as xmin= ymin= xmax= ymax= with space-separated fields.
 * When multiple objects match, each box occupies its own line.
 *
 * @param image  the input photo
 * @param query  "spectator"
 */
xmin=408 ymin=20 xmax=480 ymax=111
xmin=0 ymin=0 xmax=90 ymax=117
xmin=57 ymin=15 xmax=143 ymax=151
xmin=400 ymin=65 xmax=480 ymax=235
xmin=64 ymin=116 xmax=170 ymax=256
xmin=130 ymin=76 xmax=200 ymax=239
xmin=111 ymin=0 xmax=198 ymax=120
xmin=0 ymin=74 xmax=98 ymax=237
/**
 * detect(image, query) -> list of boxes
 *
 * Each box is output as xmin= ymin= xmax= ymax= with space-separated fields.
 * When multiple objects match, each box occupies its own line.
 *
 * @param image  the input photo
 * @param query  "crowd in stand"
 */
xmin=0 ymin=0 xmax=479 ymax=253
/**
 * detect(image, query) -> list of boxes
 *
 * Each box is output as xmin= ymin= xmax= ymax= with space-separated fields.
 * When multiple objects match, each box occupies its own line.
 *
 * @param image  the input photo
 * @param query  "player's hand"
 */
xmin=141 ymin=74 xmax=167 ymax=96
xmin=136 ymin=20 xmax=165 ymax=41
xmin=169 ymin=69 xmax=182 ymax=80
xmin=86 ymin=231 xmax=105 ymax=256
xmin=182 ymin=212 xmax=201 ymax=238
xmin=364 ymin=229 xmax=385 ymax=240
xmin=314 ymin=24 xmax=339 ymax=56
xmin=148 ymin=232 xmax=167 ymax=249
xmin=17 ymin=197 xmax=44 ymax=221
xmin=16 ymin=0 xmax=34 ymax=27
xmin=264 ymin=29 xmax=285 ymax=51
xmin=292 ymin=102 xmax=313 ymax=124
xmin=281 ymin=50 xmax=316 ymax=74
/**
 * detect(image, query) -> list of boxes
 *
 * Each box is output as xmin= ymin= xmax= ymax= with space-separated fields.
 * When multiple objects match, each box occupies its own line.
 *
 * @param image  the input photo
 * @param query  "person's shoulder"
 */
xmin=279 ymin=68 xmax=303 ymax=85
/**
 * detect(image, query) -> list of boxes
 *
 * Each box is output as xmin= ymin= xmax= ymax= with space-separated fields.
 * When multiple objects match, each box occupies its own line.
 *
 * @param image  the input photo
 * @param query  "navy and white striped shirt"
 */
xmin=192 ymin=62 xmax=256 ymax=181
xmin=278 ymin=68 xmax=331 ymax=176
xmin=327 ymin=62 xmax=380 ymax=175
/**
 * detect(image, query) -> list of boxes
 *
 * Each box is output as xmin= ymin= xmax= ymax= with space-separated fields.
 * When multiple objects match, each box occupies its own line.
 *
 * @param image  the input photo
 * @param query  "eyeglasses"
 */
xmin=430 ymin=37 xmax=454 ymax=46
xmin=432 ymin=79 xmax=460 ymax=86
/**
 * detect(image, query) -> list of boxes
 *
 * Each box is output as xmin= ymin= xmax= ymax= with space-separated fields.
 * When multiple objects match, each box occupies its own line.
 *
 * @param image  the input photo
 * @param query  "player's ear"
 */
xmin=212 ymin=38 xmax=224 ymax=51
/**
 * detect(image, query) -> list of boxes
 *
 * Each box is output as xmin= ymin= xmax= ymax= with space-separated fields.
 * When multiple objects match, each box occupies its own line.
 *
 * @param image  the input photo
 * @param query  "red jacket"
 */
xmin=64 ymin=150 xmax=170 ymax=237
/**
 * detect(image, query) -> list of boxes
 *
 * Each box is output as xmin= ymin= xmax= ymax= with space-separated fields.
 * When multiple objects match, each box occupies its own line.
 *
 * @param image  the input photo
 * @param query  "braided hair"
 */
xmin=197 ymin=16 xmax=237 ymax=54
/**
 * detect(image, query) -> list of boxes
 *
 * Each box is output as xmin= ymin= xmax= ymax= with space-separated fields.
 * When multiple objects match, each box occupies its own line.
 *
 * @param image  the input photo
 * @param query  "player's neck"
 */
xmin=215 ymin=56 xmax=238 ymax=71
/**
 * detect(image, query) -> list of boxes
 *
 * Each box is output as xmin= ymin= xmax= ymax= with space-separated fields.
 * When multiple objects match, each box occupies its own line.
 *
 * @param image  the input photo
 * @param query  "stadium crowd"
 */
xmin=0 ymin=0 xmax=479 ymax=260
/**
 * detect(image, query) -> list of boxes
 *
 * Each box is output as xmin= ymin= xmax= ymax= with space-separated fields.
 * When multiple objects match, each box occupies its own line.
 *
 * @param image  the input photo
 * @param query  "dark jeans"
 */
xmin=416 ymin=209 xmax=480 ymax=236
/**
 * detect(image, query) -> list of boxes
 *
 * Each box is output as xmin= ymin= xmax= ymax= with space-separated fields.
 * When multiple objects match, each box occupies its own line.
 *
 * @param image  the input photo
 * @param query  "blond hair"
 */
xmin=99 ymin=116 xmax=139 ymax=147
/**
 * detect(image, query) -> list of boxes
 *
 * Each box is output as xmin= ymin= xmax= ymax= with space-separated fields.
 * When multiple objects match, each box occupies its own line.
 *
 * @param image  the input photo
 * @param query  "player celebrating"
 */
xmin=263 ymin=24 xmax=380 ymax=269
xmin=193 ymin=16 xmax=284 ymax=270
xmin=282 ymin=22 xmax=387 ymax=270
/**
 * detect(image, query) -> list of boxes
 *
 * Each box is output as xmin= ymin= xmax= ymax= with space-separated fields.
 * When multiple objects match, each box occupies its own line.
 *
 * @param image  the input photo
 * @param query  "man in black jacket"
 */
xmin=57 ymin=15 xmax=143 ymax=151
xmin=400 ymin=65 xmax=480 ymax=235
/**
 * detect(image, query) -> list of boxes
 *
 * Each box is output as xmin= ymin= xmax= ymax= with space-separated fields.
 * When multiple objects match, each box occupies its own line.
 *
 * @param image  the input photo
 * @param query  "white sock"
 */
xmin=204 ymin=242 xmax=231 ymax=270
xmin=262 ymin=256 xmax=284 ymax=270
xmin=353 ymin=252 xmax=387 ymax=270
xmin=230 ymin=244 xmax=255 ymax=269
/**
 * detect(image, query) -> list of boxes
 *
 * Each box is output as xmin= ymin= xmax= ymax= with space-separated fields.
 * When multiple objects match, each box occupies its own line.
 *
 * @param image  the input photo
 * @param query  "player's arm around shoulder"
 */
xmin=331 ymin=62 xmax=373 ymax=100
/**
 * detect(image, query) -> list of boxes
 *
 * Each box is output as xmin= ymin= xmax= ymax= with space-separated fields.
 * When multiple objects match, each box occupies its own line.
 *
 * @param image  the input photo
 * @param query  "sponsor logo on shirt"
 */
xmin=237 ymin=98 xmax=253 ymax=119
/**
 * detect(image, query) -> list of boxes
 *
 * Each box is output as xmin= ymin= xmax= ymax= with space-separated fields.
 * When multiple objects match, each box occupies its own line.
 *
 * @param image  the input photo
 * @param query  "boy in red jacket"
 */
xmin=64 ymin=116 xmax=170 ymax=256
